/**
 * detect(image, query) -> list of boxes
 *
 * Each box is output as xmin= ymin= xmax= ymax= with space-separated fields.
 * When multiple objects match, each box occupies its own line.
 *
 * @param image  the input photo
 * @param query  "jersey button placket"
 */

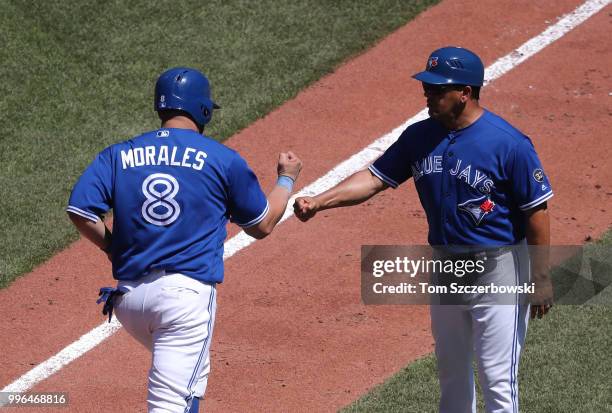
xmin=445 ymin=134 xmax=454 ymax=198
xmin=440 ymin=136 xmax=453 ymax=242
xmin=442 ymin=133 xmax=457 ymax=242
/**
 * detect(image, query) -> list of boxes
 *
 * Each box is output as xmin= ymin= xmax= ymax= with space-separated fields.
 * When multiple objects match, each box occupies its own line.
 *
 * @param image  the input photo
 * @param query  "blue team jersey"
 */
xmin=369 ymin=110 xmax=553 ymax=246
xmin=67 ymin=128 xmax=269 ymax=283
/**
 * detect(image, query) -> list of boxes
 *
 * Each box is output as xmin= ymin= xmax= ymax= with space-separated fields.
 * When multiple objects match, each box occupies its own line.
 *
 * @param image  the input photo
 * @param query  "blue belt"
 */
xmin=435 ymin=246 xmax=513 ymax=260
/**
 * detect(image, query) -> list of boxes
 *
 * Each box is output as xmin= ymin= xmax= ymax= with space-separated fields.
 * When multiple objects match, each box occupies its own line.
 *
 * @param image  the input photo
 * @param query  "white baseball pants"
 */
xmin=430 ymin=248 xmax=530 ymax=413
xmin=114 ymin=270 xmax=217 ymax=413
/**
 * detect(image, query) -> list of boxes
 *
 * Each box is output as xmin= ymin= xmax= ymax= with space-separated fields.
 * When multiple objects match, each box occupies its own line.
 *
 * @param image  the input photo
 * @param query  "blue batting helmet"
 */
xmin=154 ymin=67 xmax=220 ymax=127
xmin=412 ymin=47 xmax=484 ymax=87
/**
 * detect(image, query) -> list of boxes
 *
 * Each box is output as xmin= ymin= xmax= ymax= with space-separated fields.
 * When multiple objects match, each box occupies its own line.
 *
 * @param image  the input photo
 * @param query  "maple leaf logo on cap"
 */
xmin=427 ymin=56 xmax=439 ymax=70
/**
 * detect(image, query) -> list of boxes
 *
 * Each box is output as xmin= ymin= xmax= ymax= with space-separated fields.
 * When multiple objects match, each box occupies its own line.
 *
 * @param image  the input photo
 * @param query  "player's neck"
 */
xmin=443 ymin=102 xmax=484 ymax=131
xmin=161 ymin=116 xmax=202 ymax=133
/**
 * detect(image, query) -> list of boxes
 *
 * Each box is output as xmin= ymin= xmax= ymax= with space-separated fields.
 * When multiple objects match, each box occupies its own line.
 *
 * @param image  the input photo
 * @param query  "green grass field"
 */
xmin=0 ymin=0 xmax=439 ymax=288
xmin=342 ymin=232 xmax=612 ymax=412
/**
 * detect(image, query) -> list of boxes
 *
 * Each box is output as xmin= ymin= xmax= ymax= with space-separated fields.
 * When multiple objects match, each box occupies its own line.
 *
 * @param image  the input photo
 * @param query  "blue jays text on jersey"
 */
xmin=67 ymin=128 xmax=269 ymax=283
xmin=369 ymin=110 xmax=553 ymax=246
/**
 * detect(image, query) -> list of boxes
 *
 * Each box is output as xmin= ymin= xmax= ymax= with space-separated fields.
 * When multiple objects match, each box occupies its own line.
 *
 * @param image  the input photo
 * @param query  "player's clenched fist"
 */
xmin=293 ymin=196 xmax=319 ymax=222
xmin=277 ymin=151 xmax=302 ymax=181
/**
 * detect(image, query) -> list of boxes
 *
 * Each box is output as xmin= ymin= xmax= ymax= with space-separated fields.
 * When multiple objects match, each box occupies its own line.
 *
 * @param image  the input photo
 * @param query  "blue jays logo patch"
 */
xmin=458 ymin=196 xmax=496 ymax=226
xmin=427 ymin=56 xmax=439 ymax=70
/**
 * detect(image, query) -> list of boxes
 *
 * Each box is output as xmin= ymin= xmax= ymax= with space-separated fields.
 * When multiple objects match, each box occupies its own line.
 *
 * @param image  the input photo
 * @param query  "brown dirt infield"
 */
xmin=1 ymin=0 xmax=611 ymax=412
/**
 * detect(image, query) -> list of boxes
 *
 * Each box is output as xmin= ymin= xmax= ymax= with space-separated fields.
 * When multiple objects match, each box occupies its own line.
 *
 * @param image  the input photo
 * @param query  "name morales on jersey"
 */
xmin=121 ymin=146 xmax=207 ymax=171
xmin=412 ymin=156 xmax=494 ymax=193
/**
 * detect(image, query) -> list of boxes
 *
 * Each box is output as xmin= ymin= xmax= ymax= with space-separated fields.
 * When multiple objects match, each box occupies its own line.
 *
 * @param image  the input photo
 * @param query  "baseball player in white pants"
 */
xmin=294 ymin=47 xmax=553 ymax=412
xmin=68 ymin=67 xmax=302 ymax=412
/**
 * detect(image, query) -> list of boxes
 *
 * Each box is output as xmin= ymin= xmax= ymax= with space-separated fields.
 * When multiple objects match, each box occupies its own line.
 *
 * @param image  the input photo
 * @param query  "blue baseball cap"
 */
xmin=412 ymin=46 xmax=484 ymax=86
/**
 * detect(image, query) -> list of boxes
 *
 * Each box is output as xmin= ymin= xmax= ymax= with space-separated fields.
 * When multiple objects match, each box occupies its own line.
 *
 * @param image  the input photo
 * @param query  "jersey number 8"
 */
xmin=141 ymin=173 xmax=181 ymax=226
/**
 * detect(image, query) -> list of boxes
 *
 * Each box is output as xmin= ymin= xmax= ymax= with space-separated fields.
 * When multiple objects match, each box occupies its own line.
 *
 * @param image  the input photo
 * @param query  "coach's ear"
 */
xmin=460 ymin=85 xmax=472 ymax=103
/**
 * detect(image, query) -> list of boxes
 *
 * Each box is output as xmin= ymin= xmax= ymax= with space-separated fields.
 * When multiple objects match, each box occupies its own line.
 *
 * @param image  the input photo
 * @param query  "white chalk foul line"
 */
xmin=1 ymin=320 xmax=122 ymax=395
xmin=1 ymin=0 xmax=608 ymax=401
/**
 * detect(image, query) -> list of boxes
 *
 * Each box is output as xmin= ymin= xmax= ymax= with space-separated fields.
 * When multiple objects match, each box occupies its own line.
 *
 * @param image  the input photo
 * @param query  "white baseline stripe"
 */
xmin=1 ymin=0 xmax=608 ymax=401
xmin=1 ymin=320 xmax=122 ymax=394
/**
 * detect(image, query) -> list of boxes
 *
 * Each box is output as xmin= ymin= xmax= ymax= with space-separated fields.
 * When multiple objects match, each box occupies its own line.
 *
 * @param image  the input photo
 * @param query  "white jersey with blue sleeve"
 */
xmin=67 ymin=128 xmax=268 ymax=283
xmin=369 ymin=110 xmax=553 ymax=246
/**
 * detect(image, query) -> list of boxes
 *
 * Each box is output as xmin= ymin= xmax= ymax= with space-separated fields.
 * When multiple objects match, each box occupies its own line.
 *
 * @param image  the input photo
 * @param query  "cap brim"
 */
xmin=412 ymin=71 xmax=454 ymax=85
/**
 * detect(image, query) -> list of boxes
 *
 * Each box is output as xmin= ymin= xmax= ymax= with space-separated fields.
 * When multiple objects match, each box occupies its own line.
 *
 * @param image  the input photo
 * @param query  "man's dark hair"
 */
xmin=470 ymin=86 xmax=481 ymax=100
xmin=158 ymin=109 xmax=192 ymax=123
xmin=158 ymin=109 xmax=205 ymax=133
xmin=451 ymin=85 xmax=480 ymax=100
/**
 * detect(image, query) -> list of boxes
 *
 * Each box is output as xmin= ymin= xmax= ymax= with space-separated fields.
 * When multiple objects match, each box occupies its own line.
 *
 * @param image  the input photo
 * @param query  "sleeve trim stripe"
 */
xmin=66 ymin=206 xmax=101 ymax=222
xmin=368 ymin=165 xmax=399 ymax=188
xmin=237 ymin=201 xmax=270 ymax=228
xmin=519 ymin=191 xmax=554 ymax=210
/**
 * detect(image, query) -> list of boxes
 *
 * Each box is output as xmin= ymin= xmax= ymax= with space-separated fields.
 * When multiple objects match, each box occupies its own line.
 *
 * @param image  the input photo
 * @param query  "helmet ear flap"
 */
xmin=201 ymin=104 xmax=212 ymax=124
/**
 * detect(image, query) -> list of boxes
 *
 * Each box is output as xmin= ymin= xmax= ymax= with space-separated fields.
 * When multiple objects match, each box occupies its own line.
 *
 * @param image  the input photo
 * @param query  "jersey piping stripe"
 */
xmin=184 ymin=286 xmax=216 ymax=412
xmin=236 ymin=201 xmax=270 ymax=228
xmin=510 ymin=251 xmax=520 ymax=413
xmin=368 ymin=165 xmax=399 ymax=188
xmin=185 ymin=286 xmax=215 ymax=403
xmin=65 ymin=206 xmax=100 ymax=223
xmin=518 ymin=190 xmax=554 ymax=210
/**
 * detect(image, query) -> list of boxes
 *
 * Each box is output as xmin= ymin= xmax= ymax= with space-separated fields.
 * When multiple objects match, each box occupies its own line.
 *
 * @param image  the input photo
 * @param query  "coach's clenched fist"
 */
xmin=293 ymin=196 xmax=320 ymax=222
xmin=293 ymin=168 xmax=388 ymax=222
